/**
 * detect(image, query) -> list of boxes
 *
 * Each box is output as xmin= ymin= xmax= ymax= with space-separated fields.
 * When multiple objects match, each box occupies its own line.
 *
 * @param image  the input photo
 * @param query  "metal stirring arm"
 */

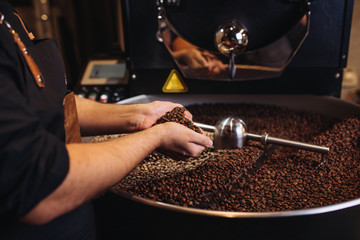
xmin=246 ymin=133 xmax=329 ymax=154
xmin=194 ymin=122 xmax=216 ymax=132
xmin=194 ymin=121 xmax=329 ymax=154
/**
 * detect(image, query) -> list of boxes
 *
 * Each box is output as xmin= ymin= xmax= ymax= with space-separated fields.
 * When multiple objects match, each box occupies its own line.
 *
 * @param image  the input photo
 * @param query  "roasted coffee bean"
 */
xmin=100 ymin=103 xmax=360 ymax=212
xmin=154 ymin=106 xmax=202 ymax=133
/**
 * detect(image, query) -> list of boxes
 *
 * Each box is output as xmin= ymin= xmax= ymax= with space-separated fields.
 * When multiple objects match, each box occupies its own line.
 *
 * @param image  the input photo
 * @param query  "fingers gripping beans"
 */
xmin=154 ymin=106 xmax=202 ymax=133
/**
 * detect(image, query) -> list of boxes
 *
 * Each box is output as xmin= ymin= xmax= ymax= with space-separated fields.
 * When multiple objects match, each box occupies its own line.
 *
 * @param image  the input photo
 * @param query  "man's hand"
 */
xmin=135 ymin=101 xmax=193 ymax=130
xmin=154 ymin=122 xmax=213 ymax=158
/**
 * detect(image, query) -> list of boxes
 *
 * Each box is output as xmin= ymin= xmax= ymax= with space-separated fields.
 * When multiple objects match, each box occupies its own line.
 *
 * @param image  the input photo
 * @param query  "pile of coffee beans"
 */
xmin=118 ymin=147 xmax=264 ymax=207
xmin=112 ymin=103 xmax=360 ymax=212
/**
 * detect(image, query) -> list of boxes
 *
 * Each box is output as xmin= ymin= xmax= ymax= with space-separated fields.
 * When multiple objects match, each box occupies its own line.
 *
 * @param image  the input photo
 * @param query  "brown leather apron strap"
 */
xmin=0 ymin=12 xmax=45 ymax=87
xmin=63 ymin=92 xmax=82 ymax=144
xmin=13 ymin=11 xmax=35 ymax=40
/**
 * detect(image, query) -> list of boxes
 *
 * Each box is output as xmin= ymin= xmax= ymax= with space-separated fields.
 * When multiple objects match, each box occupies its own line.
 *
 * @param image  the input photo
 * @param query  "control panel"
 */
xmin=76 ymin=85 xmax=126 ymax=103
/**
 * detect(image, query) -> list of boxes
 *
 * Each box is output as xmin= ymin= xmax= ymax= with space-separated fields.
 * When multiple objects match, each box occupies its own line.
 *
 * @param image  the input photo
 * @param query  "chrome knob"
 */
xmin=214 ymin=116 xmax=247 ymax=149
xmin=215 ymin=20 xmax=248 ymax=56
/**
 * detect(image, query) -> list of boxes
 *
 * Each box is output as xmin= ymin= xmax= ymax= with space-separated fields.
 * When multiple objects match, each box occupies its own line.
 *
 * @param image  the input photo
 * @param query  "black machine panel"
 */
xmin=121 ymin=0 xmax=354 ymax=97
xmin=164 ymin=1 xmax=305 ymax=52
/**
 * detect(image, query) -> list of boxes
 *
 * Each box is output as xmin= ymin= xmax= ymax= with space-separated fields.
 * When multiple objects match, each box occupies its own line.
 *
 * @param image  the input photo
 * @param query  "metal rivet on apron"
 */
xmin=5 ymin=21 xmax=11 ymax=29
xmin=22 ymin=47 xmax=28 ymax=55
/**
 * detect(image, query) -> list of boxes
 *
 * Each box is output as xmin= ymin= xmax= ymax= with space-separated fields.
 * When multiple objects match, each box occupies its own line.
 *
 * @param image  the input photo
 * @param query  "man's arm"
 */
xmin=20 ymin=101 xmax=212 ymax=225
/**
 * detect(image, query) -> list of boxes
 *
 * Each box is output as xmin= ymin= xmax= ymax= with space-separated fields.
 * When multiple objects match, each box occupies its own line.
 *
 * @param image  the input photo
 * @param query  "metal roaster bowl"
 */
xmin=93 ymin=94 xmax=360 ymax=240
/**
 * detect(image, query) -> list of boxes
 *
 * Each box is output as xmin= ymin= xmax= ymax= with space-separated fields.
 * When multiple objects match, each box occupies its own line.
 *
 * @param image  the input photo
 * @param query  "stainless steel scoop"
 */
xmin=195 ymin=116 xmax=329 ymax=154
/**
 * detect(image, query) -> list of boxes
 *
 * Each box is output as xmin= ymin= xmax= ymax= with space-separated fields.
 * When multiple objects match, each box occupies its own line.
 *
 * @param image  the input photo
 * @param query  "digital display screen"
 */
xmin=81 ymin=60 xmax=128 ymax=85
xmin=90 ymin=63 xmax=126 ymax=79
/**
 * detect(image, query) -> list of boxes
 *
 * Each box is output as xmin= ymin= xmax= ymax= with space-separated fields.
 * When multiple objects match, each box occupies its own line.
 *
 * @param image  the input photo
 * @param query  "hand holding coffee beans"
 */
xmin=153 ymin=106 xmax=202 ymax=133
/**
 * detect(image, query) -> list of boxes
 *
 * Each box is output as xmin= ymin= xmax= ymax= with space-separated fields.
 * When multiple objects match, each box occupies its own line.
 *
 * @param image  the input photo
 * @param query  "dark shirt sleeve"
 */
xmin=0 ymin=16 xmax=69 ymax=220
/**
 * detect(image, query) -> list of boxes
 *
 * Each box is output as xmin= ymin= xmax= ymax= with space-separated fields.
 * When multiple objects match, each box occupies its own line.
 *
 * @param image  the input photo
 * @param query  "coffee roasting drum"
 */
xmin=93 ymin=1 xmax=360 ymax=239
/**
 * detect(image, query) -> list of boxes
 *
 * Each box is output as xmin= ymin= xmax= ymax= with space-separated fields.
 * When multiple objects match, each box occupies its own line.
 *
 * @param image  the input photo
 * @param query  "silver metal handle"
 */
xmin=194 ymin=122 xmax=216 ymax=132
xmin=246 ymin=133 xmax=329 ymax=154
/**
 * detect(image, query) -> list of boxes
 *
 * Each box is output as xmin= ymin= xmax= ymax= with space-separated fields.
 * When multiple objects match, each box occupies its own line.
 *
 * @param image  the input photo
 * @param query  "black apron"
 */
xmin=10 ymin=39 xmax=94 ymax=240
xmin=0 ymin=2 xmax=95 ymax=239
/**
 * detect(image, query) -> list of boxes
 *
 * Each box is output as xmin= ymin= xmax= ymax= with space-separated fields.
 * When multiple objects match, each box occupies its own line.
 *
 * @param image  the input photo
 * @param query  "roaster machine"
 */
xmin=93 ymin=1 xmax=360 ymax=239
